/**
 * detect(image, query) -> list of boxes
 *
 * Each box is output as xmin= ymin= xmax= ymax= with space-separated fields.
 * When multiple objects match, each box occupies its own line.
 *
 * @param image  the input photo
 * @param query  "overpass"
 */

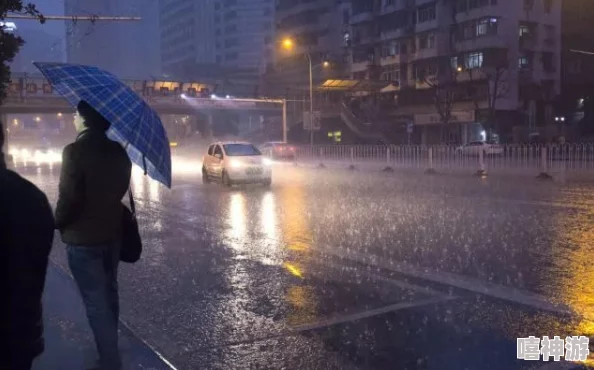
xmin=1 ymin=73 xmax=284 ymax=115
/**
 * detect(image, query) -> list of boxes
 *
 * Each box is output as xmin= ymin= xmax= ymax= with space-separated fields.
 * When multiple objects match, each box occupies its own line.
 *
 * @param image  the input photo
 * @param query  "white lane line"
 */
xmin=322 ymin=260 xmax=454 ymax=300
xmin=204 ymin=296 xmax=456 ymax=350
xmin=314 ymin=245 xmax=573 ymax=317
xmin=290 ymin=297 xmax=456 ymax=333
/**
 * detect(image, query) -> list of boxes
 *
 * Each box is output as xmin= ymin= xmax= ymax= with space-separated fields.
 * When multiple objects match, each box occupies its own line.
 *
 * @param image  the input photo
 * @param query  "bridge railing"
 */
xmin=289 ymin=144 xmax=594 ymax=175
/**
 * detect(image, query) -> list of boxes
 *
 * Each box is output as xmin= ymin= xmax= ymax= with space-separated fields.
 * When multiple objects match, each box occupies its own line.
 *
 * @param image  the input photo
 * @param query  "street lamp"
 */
xmin=282 ymin=37 xmax=329 ymax=145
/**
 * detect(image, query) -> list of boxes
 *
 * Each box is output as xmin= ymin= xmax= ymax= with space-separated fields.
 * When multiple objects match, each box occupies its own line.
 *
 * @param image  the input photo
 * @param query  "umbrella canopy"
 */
xmin=34 ymin=62 xmax=172 ymax=187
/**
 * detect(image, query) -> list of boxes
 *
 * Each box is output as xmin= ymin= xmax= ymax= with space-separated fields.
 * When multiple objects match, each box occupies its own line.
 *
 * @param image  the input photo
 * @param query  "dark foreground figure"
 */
xmin=0 ymin=121 xmax=55 ymax=370
xmin=55 ymin=101 xmax=132 ymax=370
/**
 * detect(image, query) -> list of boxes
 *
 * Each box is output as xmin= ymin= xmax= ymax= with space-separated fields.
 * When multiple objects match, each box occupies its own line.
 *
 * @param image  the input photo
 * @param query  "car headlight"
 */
xmin=229 ymin=159 xmax=243 ymax=168
xmin=262 ymin=158 xmax=272 ymax=166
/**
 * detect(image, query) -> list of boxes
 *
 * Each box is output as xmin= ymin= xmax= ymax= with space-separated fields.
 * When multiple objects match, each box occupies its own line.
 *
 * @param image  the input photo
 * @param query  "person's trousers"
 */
xmin=67 ymin=242 xmax=121 ymax=370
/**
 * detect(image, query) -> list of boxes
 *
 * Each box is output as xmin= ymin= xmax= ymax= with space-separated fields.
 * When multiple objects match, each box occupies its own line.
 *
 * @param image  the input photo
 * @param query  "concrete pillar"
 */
xmin=207 ymin=113 xmax=214 ymax=140
xmin=1 ymin=112 xmax=8 ymax=149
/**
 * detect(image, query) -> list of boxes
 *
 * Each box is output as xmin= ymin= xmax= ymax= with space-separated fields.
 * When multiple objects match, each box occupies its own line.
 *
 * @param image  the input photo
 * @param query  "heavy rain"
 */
xmin=2 ymin=0 xmax=594 ymax=370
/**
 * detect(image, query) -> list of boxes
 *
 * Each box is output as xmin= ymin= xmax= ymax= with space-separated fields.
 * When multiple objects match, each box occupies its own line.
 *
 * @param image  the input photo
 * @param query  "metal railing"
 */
xmin=288 ymin=144 xmax=594 ymax=175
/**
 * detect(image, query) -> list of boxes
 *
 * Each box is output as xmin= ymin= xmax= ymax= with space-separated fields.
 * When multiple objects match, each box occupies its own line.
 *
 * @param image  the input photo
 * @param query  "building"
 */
xmin=263 ymin=0 xmax=351 ymax=95
xmin=64 ymin=0 xmax=160 ymax=79
xmin=214 ymin=0 xmax=275 ymax=74
xmin=160 ymin=0 xmax=215 ymax=77
xmin=560 ymin=0 xmax=594 ymax=138
xmin=345 ymin=0 xmax=562 ymax=143
xmin=160 ymin=0 xmax=274 ymax=90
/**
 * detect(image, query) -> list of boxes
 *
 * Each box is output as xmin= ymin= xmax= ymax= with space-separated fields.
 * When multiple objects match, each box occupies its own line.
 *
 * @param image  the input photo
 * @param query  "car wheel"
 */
xmin=222 ymin=171 xmax=232 ymax=187
xmin=202 ymin=168 xmax=210 ymax=184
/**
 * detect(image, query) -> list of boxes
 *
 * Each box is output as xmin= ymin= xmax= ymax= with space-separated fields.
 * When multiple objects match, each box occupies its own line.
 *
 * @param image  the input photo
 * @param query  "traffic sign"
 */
xmin=303 ymin=111 xmax=321 ymax=131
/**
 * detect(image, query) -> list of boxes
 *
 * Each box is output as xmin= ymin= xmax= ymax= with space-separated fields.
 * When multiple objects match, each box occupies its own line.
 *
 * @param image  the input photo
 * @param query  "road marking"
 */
xmin=314 ymin=244 xmax=573 ymax=317
xmin=322 ymin=260 xmax=454 ymax=300
xmin=289 ymin=296 xmax=456 ymax=333
xmin=203 ymin=296 xmax=455 ymax=350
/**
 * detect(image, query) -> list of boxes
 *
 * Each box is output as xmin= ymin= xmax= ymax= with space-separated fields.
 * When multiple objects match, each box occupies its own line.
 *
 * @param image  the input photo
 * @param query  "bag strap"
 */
xmin=128 ymin=187 xmax=136 ymax=215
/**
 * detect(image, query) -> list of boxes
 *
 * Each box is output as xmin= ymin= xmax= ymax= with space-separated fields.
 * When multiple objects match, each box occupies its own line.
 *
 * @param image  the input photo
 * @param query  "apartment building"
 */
xmin=264 ymin=0 xmax=350 ymax=95
xmin=160 ymin=0 xmax=216 ymax=77
xmin=347 ymin=0 xmax=562 ymax=143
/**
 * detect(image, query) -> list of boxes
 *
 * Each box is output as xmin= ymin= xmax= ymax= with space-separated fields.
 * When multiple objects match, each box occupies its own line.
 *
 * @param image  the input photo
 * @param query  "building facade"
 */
xmin=264 ymin=0 xmax=350 ymax=95
xmin=346 ymin=0 xmax=562 ymax=143
xmin=160 ymin=0 xmax=215 ymax=77
xmin=560 ymin=0 xmax=594 ymax=138
xmin=65 ymin=0 xmax=161 ymax=79
xmin=160 ymin=0 xmax=274 ymax=87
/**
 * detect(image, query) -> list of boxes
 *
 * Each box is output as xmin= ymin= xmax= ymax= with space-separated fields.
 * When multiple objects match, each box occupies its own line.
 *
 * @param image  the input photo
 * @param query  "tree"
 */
xmin=466 ymin=59 xmax=510 ymax=141
xmin=423 ymin=62 xmax=458 ymax=143
xmin=422 ymin=0 xmax=459 ymax=143
xmin=0 ymin=1 xmax=44 ymax=104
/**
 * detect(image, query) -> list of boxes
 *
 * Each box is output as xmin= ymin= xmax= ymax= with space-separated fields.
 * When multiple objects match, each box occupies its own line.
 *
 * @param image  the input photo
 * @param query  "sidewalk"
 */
xmin=33 ymin=264 xmax=176 ymax=370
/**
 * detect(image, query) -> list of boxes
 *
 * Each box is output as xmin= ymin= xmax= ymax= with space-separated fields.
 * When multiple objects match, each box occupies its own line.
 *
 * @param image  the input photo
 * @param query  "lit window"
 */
xmin=476 ymin=18 xmax=498 ymax=36
xmin=465 ymin=52 xmax=483 ymax=69
xmin=519 ymin=25 xmax=530 ymax=37
xmin=451 ymin=56 xmax=459 ymax=69
xmin=518 ymin=56 xmax=529 ymax=69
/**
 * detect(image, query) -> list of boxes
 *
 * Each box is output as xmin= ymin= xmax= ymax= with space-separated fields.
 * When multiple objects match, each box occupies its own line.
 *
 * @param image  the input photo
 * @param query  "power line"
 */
xmin=570 ymin=49 xmax=594 ymax=56
xmin=5 ymin=15 xmax=141 ymax=21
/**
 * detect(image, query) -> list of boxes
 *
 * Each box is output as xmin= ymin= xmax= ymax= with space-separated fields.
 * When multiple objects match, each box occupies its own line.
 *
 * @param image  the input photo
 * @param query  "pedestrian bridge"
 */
xmin=1 ymin=73 xmax=281 ymax=115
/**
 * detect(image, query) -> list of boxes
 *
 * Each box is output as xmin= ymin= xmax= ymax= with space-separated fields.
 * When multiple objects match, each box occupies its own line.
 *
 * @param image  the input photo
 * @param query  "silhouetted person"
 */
xmin=0 ymin=121 xmax=55 ymax=370
xmin=55 ymin=101 xmax=131 ymax=370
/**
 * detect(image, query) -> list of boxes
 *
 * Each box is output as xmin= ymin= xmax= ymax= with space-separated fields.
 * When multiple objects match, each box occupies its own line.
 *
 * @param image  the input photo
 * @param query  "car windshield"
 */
xmin=223 ymin=144 xmax=261 ymax=156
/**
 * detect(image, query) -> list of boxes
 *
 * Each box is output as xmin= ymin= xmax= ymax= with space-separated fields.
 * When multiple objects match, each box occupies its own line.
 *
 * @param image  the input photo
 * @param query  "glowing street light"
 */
xmin=323 ymin=61 xmax=330 ymax=68
xmin=13 ymin=119 xmax=18 ymax=126
xmin=57 ymin=112 xmax=62 ymax=117
xmin=35 ymin=116 xmax=41 ymax=122
xmin=282 ymin=38 xmax=294 ymax=50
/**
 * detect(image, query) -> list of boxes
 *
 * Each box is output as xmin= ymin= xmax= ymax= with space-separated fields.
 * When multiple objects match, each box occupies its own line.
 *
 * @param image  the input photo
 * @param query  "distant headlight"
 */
xmin=262 ymin=158 xmax=272 ymax=166
xmin=229 ymin=159 xmax=244 ymax=168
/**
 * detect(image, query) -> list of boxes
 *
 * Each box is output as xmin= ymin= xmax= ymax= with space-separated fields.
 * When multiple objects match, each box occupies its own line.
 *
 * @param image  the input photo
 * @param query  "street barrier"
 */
xmin=289 ymin=144 xmax=594 ymax=178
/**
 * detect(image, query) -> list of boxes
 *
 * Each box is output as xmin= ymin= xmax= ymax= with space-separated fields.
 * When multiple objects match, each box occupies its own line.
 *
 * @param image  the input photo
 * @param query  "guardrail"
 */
xmin=288 ymin=144 xmax=594 ymax=177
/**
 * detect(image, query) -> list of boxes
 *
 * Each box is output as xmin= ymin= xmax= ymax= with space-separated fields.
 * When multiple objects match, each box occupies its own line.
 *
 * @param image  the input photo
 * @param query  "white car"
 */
xmin=202 ymin=141 xmax=272 ymax=186
xmin=456 ymin=141 xmax=503 ymax=156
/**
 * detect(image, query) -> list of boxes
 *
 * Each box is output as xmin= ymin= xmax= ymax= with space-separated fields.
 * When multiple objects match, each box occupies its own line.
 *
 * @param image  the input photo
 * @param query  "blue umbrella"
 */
xmin=34 ymin=62 xmax=172 ymax=188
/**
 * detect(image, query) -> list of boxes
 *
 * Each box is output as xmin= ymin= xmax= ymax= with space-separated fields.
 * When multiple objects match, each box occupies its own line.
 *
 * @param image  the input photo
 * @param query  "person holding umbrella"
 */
xmin=55 ymin=100 xmax=132 ymax=370
xmin=35 ymin=62 xmax=172 ymax=368
xmin=0 ymin=120 xmax=55 ymax=370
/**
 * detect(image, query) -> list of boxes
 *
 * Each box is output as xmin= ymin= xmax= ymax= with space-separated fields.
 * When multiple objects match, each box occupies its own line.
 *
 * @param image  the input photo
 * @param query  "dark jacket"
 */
xmin=0 ymin=167 xmax=55 ymax=360
xmin=55 ymin=128 xmax=132 ymax=245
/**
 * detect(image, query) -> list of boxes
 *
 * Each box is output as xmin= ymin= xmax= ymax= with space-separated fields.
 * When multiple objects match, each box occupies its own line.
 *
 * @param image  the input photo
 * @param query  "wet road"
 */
xmin=14 ymin=159 xmax=594 ymax=369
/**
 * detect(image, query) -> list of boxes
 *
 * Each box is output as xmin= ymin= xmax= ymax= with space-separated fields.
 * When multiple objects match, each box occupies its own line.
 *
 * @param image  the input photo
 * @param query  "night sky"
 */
xmin=16 ymin=0 xmax=65 ymax=37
